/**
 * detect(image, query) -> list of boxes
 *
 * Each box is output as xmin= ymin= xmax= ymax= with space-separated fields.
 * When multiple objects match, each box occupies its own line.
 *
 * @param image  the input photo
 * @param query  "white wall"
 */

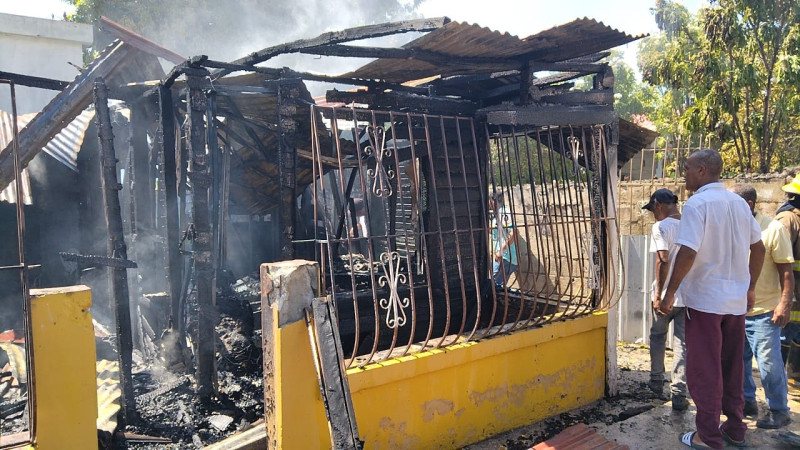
xmin=0 ymin=13 xmax=92 ymax=114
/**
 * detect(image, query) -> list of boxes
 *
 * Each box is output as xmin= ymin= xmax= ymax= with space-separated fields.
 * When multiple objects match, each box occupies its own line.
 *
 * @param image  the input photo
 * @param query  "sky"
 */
xmin=0 ymin=0 xmax=706 ymax=72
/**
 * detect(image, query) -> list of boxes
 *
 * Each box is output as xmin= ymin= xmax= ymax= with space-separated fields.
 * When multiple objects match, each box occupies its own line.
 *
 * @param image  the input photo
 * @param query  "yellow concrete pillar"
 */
xmin=30 ymin=286 xmax=98 ymax=450
xmin=260 ymin=260 xmax=329 ymax=449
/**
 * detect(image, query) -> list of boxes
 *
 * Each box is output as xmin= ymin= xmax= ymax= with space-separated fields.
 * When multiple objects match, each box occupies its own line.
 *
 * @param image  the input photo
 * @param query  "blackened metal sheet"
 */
xmin=346 ymin=18 xmax=643 ymax=83
xmin=618 ymin=118 xmax=658 ymax=169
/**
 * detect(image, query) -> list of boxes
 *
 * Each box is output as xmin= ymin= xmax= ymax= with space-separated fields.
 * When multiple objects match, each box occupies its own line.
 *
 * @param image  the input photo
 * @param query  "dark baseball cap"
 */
xmin=642 ymin=188 xmax=678 ymax=211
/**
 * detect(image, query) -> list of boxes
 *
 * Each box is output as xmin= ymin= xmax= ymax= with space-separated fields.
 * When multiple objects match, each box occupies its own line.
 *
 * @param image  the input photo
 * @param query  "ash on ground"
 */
xmin=115 ymin=273 xmax=264 ymax=449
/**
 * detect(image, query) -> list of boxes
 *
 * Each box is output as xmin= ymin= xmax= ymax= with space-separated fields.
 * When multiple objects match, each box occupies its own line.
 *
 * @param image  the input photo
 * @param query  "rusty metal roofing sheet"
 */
xmin=531 ymin=423 xmax=629 ymax=449
xmin=96 ymin=359 xmax=121 ymax=436
xmin=618 ymin=118 xmax=659 ymax=169
xmin=346 ymin=18 xmax=642 ymax=83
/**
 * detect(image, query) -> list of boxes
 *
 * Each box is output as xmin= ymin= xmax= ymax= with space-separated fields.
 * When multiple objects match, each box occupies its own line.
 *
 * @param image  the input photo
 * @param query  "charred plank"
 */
xmin=220 ymin=17 xmax=450 ymax=76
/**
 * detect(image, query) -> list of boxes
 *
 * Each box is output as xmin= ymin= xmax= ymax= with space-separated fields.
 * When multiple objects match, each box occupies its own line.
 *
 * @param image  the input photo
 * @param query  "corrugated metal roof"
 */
xmin=0 ymin=108 xmax=94 ymax=204
xmin=0 ymin=111 xmax=32 ymax=205
xmin=96 ymin=359 xmax=121 ymax=436
xmin=346 ymin=18 xmax=643 ymax=83
xmin=17 ymin=109 xmax=95 ymax=172
xmin=618 ymin=118 xmax=659 ymax=169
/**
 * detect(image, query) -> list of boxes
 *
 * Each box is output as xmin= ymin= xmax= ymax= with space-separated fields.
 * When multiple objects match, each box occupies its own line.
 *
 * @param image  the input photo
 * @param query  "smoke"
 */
xmin=96 ymin=0 xmax=427 ymax=94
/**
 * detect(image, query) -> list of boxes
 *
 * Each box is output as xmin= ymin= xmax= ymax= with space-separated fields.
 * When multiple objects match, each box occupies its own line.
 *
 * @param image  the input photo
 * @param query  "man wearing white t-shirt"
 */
xmin=642 ymin=188 xmax=688 ymax=411
xmin=660 ymin=149 xmax=765 ymax=449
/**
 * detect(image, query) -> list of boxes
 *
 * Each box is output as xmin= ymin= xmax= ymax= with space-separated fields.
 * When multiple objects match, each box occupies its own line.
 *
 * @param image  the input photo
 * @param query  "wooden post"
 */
xmin=277 ymin=83 xmax=298 ymax=259
xmin=261 ymin=260 xmax=329 ymax=448
xmin=186 ymin=70 xmax=216 ymax=401
xmin=157 ymin=84 xmax=185 ymax=340
xmin=93 ymin=78 xmax=137 ymax=424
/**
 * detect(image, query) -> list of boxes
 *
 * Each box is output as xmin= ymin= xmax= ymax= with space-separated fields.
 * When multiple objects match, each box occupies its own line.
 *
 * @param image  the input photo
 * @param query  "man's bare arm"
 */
xmin=773 ymin=261 xmax=793 ymax=327
xmin=659 ymin=245 xmax=697 ymax=314
xmin=748 ymin=241 xmax=766 ymax=311
xmin=653 ymin=249 xmax=669 ymax=313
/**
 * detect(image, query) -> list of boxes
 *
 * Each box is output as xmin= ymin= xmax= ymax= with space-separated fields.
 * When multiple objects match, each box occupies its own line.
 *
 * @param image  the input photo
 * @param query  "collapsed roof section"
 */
xmin=0 ymin=15 xmax=654 ymax=214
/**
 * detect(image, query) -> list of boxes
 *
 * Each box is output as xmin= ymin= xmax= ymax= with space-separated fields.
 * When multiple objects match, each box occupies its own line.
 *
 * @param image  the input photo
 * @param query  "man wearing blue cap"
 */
xmin=642 ymin=188 xmax=688 ymax=411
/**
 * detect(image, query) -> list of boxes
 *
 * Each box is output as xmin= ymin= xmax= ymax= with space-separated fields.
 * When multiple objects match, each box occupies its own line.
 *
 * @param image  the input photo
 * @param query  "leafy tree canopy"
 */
xmin=639 ymin=0 xmax=800 ymax=173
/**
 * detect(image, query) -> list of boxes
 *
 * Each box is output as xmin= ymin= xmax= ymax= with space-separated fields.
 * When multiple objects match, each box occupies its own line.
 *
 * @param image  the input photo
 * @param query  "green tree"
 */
xmin=606 ymin=51 xmax=660 ymax=122
xmin=639 ymin=0 xmax=800 ymax=173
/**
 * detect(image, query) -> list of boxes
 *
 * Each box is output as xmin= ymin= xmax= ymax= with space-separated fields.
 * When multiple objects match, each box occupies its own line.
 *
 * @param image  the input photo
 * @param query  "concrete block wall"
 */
xmin=618 ymin=173 xmax=797 ymax=236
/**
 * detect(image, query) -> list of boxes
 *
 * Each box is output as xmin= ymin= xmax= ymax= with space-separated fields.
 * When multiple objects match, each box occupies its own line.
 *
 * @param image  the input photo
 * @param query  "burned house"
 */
xmin=0 ymin=14 xmax=650 ymax=446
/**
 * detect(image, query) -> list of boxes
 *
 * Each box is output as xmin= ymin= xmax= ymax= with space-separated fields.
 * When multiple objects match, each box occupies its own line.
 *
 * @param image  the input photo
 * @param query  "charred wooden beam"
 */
xmin=539 ymin=90 xmax=614 ymax=106
xmin=0 ymin=71 xmax=69 ymax=91
xmin=219 ymin=17 xmax=450 ymax=77
xmin=186 ymin=72 xmax=217 ymax=401
xmin=480 ymin=104 xmax=617 ymax=127
xmin=277 ymin=84 xmax=298 ymax=259
xmin=156 ymin=84 xmax=185 ymax=340
xmin=280 ymin=68 xmax=431 ymax=95
xmin=326 ymin=89 xmax=476 ymax=116
xmin=206 ymin=92 xmax=224 ymax=277
xmin=519 ymin=61 xmax=532 ymax=106
xmin=130 ymin=103 xmax=155 ymax=239
xmin=201 ymin=59 xmax=281 ymax=78
xmin=163 ymin=55 xmax=209 ymax=88
xmin=93 ymin=78 xmax=137 ymax=425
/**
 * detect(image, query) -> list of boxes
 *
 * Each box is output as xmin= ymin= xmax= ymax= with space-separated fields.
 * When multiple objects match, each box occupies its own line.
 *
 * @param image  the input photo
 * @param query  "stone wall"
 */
xmin=617 ymin=174 xmax=796 ymax=236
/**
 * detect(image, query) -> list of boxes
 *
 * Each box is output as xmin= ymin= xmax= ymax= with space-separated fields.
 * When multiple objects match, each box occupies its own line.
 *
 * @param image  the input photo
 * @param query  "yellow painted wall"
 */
xmin=344 ymin=312 xmax=608 ymax=449
xmin=273 ymin=313 xmax=330 ymax=449
xmin=30 ymin=286 xmax=98 ymax=450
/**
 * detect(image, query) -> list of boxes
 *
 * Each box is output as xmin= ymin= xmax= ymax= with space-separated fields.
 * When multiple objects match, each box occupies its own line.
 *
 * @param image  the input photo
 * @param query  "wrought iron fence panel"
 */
xmin=310 ymin=106 xmax=614 ymax=367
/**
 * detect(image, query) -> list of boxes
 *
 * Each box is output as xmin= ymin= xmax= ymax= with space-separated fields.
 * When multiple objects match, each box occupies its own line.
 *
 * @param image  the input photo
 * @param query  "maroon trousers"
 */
xmin=685 ymin=308 xmax=746 ymax=449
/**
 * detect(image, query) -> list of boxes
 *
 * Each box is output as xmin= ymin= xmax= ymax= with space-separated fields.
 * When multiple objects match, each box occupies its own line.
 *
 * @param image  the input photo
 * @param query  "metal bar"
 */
xmin=0 ymin=78 xmax=35 ymax=441
xmin=355 ymin=110 xmax=383 ymax=366
xmin=93 ymin=78 xmax=137 ymax=424
xmin=421 ymin=114 xmax=454 ymax=348
xmin=186 ymin=72 xmax=216 ymax=401
xmin=453 ymin=117 xmax=483 ymax=341
xmin=405 ymin=114 xmax=437 ymax=354
xmin=0 ymin=71 xmax=69 ymax=91
xmin=388 ymin=112 xmax=417 ymax=358
xmin=437 ymin=116 xmax=469 ymax=344
xmin=327 ymin=107 xmax=364 ymax=364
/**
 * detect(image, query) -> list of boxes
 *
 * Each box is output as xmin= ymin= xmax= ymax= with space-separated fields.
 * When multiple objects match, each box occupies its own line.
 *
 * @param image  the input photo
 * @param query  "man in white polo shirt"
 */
xmin=659 ymin=149 xmax=765 ymax=449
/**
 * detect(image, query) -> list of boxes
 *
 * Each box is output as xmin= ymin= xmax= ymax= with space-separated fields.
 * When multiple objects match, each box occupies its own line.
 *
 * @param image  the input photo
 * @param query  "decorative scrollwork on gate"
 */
xmin=364 ymin=125 xmax=395 ymax=197
xmin=378 ymin=251 xmax=409 ymax=328
xmin=582 ymin=232 xmax=601 ymax=290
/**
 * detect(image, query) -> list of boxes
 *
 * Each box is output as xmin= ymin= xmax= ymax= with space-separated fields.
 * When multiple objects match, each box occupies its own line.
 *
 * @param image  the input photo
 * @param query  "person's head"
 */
xmin=782 ymin=173 xmax=800 ymax=209
xmin=489 ymin=191 xmax=504 ymax=210
xmin=642 ymin=188 xmax=679 ymax=221
xmin=729 ymin=183 xmax=757 ymax=215
xmin=684 ymin=148 xmax=723 ymax=192
xmin=353 ymin=198 xmax=365 ymax=214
